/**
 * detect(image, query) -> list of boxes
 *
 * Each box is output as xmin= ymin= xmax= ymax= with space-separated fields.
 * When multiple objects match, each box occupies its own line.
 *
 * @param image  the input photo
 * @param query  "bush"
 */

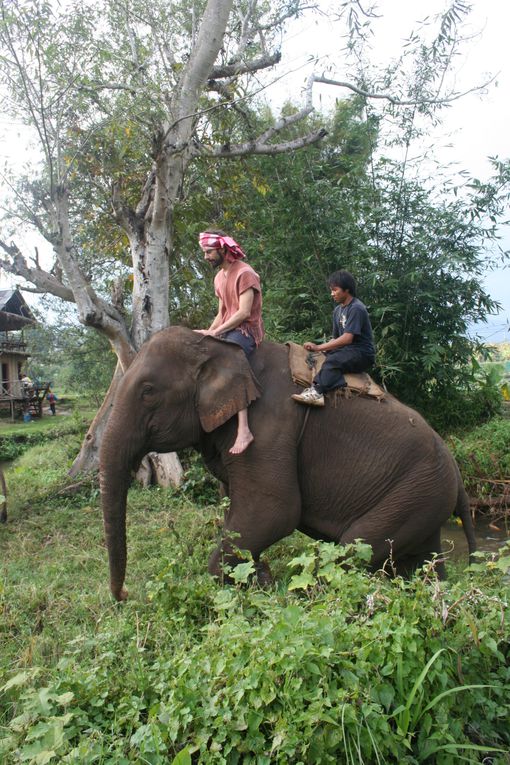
xmin=176 ymin=450 xmax=222 ymax=506
xmin=1 ymin=432 xmax=509 ymax=765
xmin=1 ymin=539 xmax=509 ymax=764
xmin=448 ymin=417 xmax=510 ymax=499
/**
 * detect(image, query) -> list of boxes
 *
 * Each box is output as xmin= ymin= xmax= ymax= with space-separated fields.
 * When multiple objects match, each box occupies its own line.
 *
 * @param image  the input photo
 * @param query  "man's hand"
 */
xmin=304 ymin=342 xmax=320 ymax=352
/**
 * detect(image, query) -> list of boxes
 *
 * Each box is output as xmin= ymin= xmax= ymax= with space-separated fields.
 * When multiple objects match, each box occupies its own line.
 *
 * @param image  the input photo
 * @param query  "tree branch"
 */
xmin=0 ymin=231 xmax=135 ymax=371
xmin=135 ymin=167 xmax=157 ymax=220
xmin=208 ymin=51 xmax=281 ymax=79
xmin=173 ymin=0 xmax=235 ymax=120
xmin=198 ymin=128 xmax=327 ymax=157
xmin=311 ymin=73 xmax=497 ymax=106
xmin=0 ymin=238 xmax=75 ymax=302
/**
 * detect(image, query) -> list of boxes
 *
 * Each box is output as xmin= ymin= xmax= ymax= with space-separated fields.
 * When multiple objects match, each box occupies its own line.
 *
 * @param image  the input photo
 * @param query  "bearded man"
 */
xmin=196 ymin=230 xmax=264 ymax=454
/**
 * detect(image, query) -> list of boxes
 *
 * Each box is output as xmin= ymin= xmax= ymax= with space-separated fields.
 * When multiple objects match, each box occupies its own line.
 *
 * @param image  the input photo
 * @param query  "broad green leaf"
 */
xmin=2 ymin=671 xmax=36 ymax=692
xmin=288 ymin=572 xmax=315 ymax=591
xmin=231 ymin=561 xmax=256 ymax=584
xmin=171 ymin=749 xmax=192 ymax=765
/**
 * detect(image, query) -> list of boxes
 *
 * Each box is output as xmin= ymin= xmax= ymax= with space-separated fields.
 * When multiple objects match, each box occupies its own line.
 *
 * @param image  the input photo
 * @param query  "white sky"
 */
xmin=1 ymin=0 xmax=509 ymax=341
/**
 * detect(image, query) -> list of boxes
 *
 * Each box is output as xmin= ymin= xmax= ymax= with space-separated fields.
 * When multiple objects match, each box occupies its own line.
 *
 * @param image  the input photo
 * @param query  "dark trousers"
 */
xmin=313 ymin=346 xmax=374 ymax=394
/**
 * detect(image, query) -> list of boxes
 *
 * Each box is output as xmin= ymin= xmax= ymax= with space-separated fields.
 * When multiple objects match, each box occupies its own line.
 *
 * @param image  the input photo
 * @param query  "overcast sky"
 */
xmin=1 ymin=0 xmax=509 ymax=341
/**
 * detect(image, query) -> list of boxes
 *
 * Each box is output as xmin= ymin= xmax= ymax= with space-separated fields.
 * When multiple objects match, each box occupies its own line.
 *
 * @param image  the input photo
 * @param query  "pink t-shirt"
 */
xmin=214 ymin=260 xmax=264 ymax=345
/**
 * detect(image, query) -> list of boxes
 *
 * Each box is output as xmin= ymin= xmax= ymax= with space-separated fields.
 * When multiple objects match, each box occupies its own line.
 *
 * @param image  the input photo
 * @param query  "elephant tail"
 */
xmin=454 ymin=469 xmax=476 ymax=564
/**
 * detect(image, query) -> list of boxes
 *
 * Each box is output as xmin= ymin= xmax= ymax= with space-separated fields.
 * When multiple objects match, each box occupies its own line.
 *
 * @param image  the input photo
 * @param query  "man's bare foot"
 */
xmin=229 ymin=431 xmax=254 ymax=455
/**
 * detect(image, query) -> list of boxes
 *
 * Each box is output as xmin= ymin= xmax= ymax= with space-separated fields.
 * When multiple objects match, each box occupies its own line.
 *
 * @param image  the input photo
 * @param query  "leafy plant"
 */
xmin=1 ymin=435 xmax=510 ymax=764
xmin=448 ymin=417 xmax=510 ymax=499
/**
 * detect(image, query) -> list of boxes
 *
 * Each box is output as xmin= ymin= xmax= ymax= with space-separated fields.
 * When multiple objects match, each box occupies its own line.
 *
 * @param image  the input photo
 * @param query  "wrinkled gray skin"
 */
xmin=0 ymin=467 xmax=7 ymax=523
xmin=99 ymin=326 xmax=476 ymax=601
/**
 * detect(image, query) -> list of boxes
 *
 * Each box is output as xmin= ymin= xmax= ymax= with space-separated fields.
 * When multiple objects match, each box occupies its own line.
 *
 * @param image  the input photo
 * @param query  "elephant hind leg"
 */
xmin=339 ymin=494 xmax=449 ymax=579
xmin=381 ymin=528 xmax=446 ymax=580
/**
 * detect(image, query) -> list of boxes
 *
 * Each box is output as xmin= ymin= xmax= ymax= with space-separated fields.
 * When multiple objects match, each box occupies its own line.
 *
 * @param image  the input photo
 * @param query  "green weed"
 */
xmin=0 ymin=437 xmax=509 ymax=764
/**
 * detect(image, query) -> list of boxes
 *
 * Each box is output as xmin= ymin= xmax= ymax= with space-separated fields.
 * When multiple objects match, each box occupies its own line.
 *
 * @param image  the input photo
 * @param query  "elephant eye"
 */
xmin=141 ymin=384 xmax=155 ymax=398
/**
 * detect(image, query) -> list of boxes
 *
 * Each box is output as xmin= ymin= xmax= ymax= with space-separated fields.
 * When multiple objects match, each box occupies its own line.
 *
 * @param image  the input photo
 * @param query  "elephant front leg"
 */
xmin=207 ymin=464 xmax=301 ymax=585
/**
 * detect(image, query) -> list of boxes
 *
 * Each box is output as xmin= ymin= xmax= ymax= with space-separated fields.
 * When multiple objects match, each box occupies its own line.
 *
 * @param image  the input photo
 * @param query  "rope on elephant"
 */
xmin=331 ymin=385 xmax=386 ymax=407
xmin=297 ymin=407 xmax=311 ymax=447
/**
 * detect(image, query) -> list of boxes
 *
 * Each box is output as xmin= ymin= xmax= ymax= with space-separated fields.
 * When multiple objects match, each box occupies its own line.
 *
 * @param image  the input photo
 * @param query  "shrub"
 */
xmin=1 ymin=541 xmax=509 ymax=764
xmin=448 ymin=417 xmax=510 ymax=499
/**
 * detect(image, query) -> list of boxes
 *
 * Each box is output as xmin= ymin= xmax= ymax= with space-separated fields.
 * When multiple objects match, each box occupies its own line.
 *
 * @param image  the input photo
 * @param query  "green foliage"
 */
xmin=25 ymin=319 xmax=117 ymax=402
xmin=175 ymin=98 xmax=378 ymax=342
xmin=174 ymin=450 xmax=222 ymax=506
xmin=354 ymin=159 xmax=507 ymax=430
xmin=170 ymin=90 xmax=510 ymax=432
xmin=448 ymin=417 xmax=510 ymax=499
xmin=1 ymin=436 xmax=509 ymax=764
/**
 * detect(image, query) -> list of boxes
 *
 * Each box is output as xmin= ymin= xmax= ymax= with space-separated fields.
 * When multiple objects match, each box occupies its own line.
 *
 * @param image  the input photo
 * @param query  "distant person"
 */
xmin=20 ymin=373 xmax=33 ymax=397
xmin=46 ymin=390 xmax=58 ymax=415
xmin=195 ymin=229 xmax=264 ymax=454
xmin=292 ymin=270 xmax=376 ymax=406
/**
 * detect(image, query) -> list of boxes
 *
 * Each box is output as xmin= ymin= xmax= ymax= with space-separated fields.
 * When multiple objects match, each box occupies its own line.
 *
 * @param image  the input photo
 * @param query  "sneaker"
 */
xmin=291 ymin=387 xmax=325 ymax=406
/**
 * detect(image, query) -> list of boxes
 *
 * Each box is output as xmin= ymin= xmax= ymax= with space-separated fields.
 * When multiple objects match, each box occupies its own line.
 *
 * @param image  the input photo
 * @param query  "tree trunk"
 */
xmin=147 ymin=452 xmax=184 ymax=488
xmin=69 ymin=361 xmax=125 ymax=477
xmin=70 ymin=360 xmax=184 ymax=486
xmin=135 ymin=453 xmax=183 ymax=488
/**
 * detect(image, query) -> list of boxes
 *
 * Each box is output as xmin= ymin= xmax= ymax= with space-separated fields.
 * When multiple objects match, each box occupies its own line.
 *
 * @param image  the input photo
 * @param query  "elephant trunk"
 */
xmin=100 ymin=467 xmax=130 ymax=601
xmin=99 ymin=417 xmax=144 ymax=601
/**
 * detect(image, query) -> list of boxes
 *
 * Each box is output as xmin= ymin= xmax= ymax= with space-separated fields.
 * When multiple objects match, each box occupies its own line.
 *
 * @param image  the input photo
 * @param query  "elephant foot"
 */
xmin=255 ymin=560 xmax=273 ymax=587
xmin=208 ymin=547 xmax=273 ymax=587
xmin=111 ymin=586 xmax=129 ymax=602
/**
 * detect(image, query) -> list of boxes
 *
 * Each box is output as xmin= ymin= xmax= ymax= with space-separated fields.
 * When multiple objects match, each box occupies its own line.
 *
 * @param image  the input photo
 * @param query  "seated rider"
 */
xmin=196 ymin=229 xmax=264 ymax=454
xmin=292 ymin=269 xmax=375 ymax=407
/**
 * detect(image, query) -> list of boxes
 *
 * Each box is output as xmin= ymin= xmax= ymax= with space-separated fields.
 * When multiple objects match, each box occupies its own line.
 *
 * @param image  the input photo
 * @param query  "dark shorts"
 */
xmin=219 ymin=329 xmax=256 ymax=358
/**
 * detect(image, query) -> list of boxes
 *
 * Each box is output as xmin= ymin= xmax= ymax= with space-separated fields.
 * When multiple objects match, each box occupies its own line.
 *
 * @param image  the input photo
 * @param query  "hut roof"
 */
xmin=0 ymin=289 xmax=36 ymax=331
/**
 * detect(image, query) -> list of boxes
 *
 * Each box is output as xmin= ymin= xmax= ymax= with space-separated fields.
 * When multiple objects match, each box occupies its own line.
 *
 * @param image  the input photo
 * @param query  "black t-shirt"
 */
xmin=332 ymin=297 xmax=375 ymax=358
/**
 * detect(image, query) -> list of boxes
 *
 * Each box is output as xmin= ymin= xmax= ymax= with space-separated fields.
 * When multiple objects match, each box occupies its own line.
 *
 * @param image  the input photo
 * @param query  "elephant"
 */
xmin=0 ymin=467 xmax=7 ymax=524
xmin=99 ymin=326 xmax=476 ymax=601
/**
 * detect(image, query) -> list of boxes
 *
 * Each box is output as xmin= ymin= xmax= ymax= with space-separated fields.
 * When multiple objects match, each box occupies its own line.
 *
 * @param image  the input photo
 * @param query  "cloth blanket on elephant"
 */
xmin=286 ymin=341 xmax=385 ymax=401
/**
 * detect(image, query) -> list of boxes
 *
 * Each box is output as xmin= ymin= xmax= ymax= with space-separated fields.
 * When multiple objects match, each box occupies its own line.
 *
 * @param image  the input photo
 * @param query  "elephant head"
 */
xmin=99 ymin=327 xmax=261 ymax=600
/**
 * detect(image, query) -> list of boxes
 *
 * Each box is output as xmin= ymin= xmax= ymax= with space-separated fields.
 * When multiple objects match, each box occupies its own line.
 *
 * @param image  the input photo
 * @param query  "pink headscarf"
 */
xmin=199 ymin=231 xmax=246 ymax=262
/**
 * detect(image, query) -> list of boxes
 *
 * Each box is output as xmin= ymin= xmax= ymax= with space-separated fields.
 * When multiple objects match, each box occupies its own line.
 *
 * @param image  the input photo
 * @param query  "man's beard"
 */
xmin=208 ymin=252 xmax=224 ymax=269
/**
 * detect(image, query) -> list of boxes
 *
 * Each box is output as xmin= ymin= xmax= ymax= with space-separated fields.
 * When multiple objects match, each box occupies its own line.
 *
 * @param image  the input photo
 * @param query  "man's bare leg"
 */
xmin=229 ymin=408 xmax=254 ymax=454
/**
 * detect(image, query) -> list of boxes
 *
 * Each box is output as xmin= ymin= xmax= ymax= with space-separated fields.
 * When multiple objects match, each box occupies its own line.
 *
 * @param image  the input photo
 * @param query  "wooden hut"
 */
xmin=0 ymin=289 xmax=47 ymax=419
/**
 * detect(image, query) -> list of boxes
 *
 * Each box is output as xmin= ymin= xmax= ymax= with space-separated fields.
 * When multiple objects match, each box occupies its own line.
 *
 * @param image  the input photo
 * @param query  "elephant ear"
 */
xmin=196 ymin=337 xmax=262 ymax=432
